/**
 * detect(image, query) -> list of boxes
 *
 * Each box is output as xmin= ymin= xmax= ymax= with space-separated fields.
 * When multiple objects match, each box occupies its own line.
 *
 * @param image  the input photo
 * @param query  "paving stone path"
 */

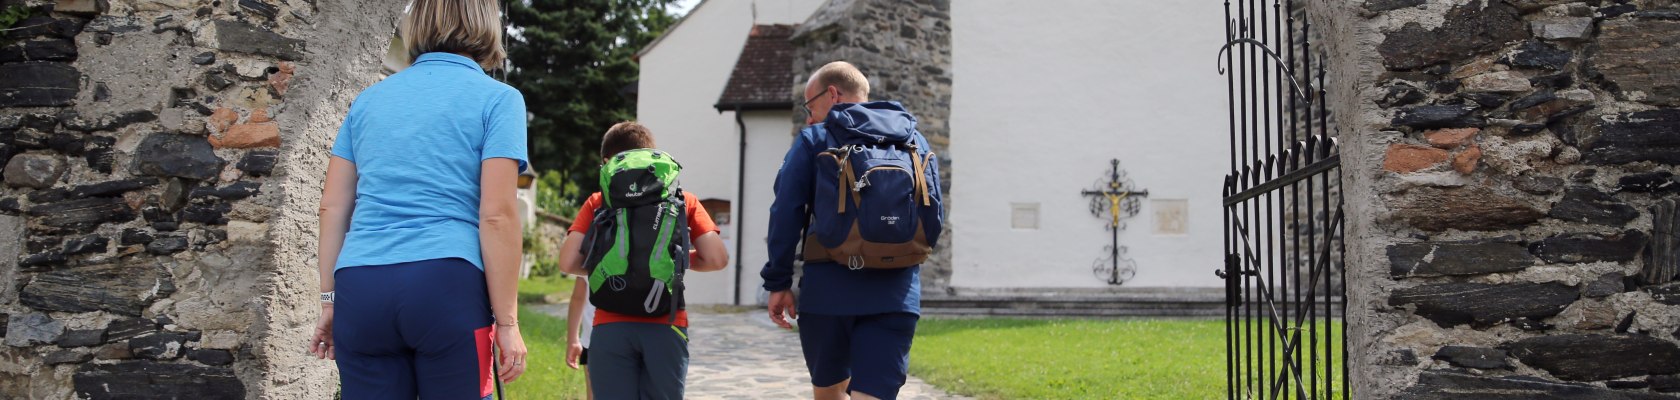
xmin=536 ymin=304 xmax=971 ymax=400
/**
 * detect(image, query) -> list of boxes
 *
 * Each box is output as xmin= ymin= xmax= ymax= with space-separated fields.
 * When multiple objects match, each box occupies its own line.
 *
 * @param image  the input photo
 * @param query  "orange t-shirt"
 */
xmin=568 ymin=192 xmax=719 ymax=328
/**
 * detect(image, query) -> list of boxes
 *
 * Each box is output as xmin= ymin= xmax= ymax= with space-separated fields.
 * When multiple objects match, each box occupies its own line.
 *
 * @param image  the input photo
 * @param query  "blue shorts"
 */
xmin=334 ymin=258 xmax=496 ymax=400
xmin=798 ymin=312 xmax=919 ymax=400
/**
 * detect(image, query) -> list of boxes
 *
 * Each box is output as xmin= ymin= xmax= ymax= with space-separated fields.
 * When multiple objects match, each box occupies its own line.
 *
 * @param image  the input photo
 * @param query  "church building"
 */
xmin=637 ymin=0 xmax=1231 ymax=314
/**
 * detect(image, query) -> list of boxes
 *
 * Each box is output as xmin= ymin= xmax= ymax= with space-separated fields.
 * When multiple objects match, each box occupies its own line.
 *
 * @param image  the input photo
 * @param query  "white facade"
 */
xmin=644 ymin=0 xmax=1231 ymax=303
xmin=947 ymin=1 xmax=1230 ymax=289
xmin=636 ymin=0 xmax=823 ymax=304
xmin=735 ymin=111 xmax=796 ymax=304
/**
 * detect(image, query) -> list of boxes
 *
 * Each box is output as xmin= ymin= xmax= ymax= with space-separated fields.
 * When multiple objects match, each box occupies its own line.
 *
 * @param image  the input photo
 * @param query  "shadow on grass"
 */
xmin=913 ymin=317 xmax=1059 ymax=338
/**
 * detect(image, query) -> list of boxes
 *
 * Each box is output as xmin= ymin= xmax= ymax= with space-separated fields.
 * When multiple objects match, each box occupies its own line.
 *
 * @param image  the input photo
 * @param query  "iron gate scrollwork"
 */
xmin=1216 ymin=0 xmax=1348 ymax=399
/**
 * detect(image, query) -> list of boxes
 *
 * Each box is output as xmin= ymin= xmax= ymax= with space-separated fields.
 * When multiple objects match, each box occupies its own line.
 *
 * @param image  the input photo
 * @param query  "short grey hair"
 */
xmin=807 ymin=61 xmax=870 ymax=100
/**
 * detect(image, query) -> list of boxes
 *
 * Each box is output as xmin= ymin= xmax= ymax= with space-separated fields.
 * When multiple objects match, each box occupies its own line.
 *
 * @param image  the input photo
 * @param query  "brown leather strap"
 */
xmin=906 ymin=144 xmax=926 ymax=207
xmin=910 ymin=149 xmax=922 ymax=206
xmin=918 ymin=152 xmax=935 ymax=206
xmin=837 ymin=150 xmax=856 ymax=214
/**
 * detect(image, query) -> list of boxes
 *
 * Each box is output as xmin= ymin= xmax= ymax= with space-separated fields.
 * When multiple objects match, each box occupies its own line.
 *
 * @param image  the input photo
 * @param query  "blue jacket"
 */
xmin=760 ymin=101 xmax=944 ymax=316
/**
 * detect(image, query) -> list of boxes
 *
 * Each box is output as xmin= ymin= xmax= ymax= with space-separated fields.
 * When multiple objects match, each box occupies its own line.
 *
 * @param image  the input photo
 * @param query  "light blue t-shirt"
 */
xmin=330 ymin=52 xmax=528 ymax=271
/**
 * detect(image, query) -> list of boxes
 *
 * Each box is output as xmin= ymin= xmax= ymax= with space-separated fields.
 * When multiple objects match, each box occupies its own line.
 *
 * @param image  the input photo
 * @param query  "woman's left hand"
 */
xmin=309 ymin=304 xmax=335 ymax=360
xmin=496 ymin=325 xmax=528 ymax=382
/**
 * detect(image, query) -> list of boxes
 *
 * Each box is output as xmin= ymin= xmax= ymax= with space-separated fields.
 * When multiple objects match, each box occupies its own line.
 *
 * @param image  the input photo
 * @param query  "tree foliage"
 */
xmin=504 ymin=0 xmax=677 ymax=182
xmin=534 ymin=170 xmax=582 ymax=217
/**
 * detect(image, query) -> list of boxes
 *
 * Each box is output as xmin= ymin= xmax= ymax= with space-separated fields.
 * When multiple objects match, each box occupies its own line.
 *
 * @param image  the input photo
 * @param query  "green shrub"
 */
xmin=530 ymin=255 xmax=559 ymax=278
xmin=0 ymin=6 xmax=31 ymax=29
xmin=524 ymin=228 xmax=558 ymax=278
xmin=535 ymin=170 xmax=583 ymax=218
xmin=0 ymin=5 xmax=34 ymax=46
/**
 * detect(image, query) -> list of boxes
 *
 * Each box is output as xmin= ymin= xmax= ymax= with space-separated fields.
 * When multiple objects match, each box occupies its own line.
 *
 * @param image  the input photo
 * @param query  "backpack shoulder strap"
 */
xmin=668 ymin=189 xmax=689 ymax=323
xmin=814 ymin=125 xmax=860 ymax=215
xmin=908 ymin=132 xmax=935 ymax=206
xmin=913 ymin=146 xmax=932 ymax=207
xmin=840 ymin=148 xmax=863 ymax=214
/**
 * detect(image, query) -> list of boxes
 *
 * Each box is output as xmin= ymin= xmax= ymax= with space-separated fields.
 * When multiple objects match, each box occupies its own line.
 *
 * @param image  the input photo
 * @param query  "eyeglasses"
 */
xmin=799 ymin=87 xmax=831 ymax=121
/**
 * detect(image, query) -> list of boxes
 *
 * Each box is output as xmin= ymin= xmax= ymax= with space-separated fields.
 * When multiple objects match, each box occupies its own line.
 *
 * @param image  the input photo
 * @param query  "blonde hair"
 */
xmin=400 ymin=0 xmax=506 ymax=70
xmin=809 ymin=61 xmax=870 ymax=101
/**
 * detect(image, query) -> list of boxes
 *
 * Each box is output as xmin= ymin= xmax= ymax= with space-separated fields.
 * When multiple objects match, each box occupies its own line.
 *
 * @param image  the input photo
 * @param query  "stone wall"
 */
xmin=0 ymin=0 xmax=402 ymax=398
xmin=1320 ymin=0 xmax=1680 ymax=397
xmin=791 ymin=0 xmax=954 ymax=292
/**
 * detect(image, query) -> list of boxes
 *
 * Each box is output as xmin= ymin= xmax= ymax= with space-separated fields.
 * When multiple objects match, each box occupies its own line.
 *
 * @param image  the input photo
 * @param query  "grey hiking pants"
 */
xmin=587 ymin=322 xmax=689 ymax=400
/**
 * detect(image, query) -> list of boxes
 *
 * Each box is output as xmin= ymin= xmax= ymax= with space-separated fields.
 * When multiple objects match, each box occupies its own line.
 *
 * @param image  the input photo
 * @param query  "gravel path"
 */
xmin=536 ymin=304 xmax=971 ymax=399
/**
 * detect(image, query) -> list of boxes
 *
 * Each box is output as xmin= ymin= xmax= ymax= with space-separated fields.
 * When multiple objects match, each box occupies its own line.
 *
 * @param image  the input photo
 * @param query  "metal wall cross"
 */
xmin=1081 ymin=159 xmax=1149 ymax=285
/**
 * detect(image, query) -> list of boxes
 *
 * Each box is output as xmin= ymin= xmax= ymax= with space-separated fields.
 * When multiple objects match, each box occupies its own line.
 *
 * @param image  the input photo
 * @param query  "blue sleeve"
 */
xmin=761 ymin=129 xmax=818 ymax=292
xmin=330 ymin=112 xmax=355 ymax=163
xmin=482 ymin=89 xmax=529 ymax=171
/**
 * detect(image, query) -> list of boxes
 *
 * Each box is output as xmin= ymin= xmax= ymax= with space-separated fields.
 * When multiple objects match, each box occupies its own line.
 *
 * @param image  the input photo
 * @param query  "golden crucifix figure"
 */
xmin=1081 ymin=159 xmax=1148 ymax=285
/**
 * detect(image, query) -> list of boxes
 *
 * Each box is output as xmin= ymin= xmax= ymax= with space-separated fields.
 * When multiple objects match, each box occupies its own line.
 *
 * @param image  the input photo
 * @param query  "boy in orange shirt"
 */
xmin=557 ymin=121 xmax=729 ymax=399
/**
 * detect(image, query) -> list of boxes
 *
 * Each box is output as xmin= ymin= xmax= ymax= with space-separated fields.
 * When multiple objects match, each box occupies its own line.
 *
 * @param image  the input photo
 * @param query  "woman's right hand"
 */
xmin=496 ymin=325 xmax=529 ymax=382
xmin=309 ymin=304 xmax=335 ymax=360
xmin=565 ymin=340 xmax=582 ymax=370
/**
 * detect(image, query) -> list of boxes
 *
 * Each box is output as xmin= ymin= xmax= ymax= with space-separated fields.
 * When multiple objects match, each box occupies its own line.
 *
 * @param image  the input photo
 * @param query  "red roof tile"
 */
xmin=715 ymin=24 xmax=799 ymax=110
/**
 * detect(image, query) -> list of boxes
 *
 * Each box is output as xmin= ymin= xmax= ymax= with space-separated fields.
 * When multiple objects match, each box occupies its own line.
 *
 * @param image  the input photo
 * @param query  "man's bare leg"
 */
xmin=814 ymin=379 xmax=850 ymax=400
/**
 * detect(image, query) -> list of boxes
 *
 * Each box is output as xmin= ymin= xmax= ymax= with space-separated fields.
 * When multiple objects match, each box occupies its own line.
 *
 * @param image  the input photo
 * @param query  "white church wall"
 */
xmin=948 ymin=1 xmax=1231 ymax=289
xmin=735 ymin=111 xmax=798 ymax=304
xmin=678 ymin=111 xmax=795 ymax=305
xmin=637 ymin=0 xmax=823 ymax=304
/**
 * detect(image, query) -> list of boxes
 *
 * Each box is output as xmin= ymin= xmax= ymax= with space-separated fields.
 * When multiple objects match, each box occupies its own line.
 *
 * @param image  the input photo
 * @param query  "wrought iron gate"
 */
xmin=1216 ymin=1 xmax=1348 ymax=399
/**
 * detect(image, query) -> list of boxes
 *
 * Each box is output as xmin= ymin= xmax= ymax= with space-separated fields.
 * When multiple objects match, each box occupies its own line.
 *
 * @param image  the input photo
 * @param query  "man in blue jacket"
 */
xmin=762 ymin=61 xmax=944 ymax=400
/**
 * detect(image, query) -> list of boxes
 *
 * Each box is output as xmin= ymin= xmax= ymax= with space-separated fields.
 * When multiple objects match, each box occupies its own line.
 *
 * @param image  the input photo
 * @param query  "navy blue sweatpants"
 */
xmin=335 ymin=258 xmax=496 ymax=399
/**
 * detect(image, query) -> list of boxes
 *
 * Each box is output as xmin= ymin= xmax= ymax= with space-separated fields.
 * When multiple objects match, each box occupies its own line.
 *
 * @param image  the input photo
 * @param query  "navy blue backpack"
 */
xmin=802 ymin=124 xmax=941 ymax=270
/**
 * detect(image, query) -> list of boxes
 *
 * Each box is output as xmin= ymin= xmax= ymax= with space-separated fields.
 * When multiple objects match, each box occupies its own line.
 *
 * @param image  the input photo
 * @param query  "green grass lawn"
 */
xmin=500 ymin=275 xmax=586 ymax=399
xmin=517 ymin=273 xmax=577 ymax=304
xmin=505 ymin=277 xmax=1337 ymax=400
xmin=911 ymin=318 xmax=1343 ymax=400
xmin=497 ymin=307 xmax=588 ymax=399
xmin=1223 ymin=319 xmax=1349 ymax=400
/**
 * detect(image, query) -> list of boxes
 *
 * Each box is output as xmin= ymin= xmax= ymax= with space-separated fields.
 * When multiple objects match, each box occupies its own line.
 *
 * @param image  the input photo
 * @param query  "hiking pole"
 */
xmin=493 ymin=343 xmax=506 ymax=399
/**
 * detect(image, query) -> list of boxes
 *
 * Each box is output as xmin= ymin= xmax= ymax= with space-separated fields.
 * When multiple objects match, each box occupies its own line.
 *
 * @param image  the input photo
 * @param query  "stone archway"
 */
xmin=1309 ymin=0 xmax=1680 ymax=398
xmin=0 ymin=0 xmax=407 ymax=397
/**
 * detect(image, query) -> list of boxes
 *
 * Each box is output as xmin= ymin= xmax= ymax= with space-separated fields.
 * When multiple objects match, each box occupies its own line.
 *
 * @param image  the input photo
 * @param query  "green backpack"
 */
xmin=580 ymin=149 xmax=689 ymax=319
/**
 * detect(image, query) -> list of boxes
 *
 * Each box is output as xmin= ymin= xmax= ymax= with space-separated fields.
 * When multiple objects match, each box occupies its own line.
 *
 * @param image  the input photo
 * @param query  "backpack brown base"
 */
xmin=801 ymin=223 xmax=931 ymax=269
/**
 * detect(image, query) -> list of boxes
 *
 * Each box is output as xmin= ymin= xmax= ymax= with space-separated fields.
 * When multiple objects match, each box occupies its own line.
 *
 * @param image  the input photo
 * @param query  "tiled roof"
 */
xmin=715 ymin=24 xmax=799 ymax=111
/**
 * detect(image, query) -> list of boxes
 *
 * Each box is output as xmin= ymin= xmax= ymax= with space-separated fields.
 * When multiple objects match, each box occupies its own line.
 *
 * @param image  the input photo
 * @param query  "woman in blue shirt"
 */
xmin=308 ymin=0 xmax=529 ymax=397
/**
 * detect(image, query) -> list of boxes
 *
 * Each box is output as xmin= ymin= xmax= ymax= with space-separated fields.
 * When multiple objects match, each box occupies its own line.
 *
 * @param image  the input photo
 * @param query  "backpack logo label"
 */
xmin=881 ymin=215 xmax=900 ymax=225
xmin=652 ymin=204 xmax=666 ymax=230
xmin=627 ymin=182 xmax=643 ymax=197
